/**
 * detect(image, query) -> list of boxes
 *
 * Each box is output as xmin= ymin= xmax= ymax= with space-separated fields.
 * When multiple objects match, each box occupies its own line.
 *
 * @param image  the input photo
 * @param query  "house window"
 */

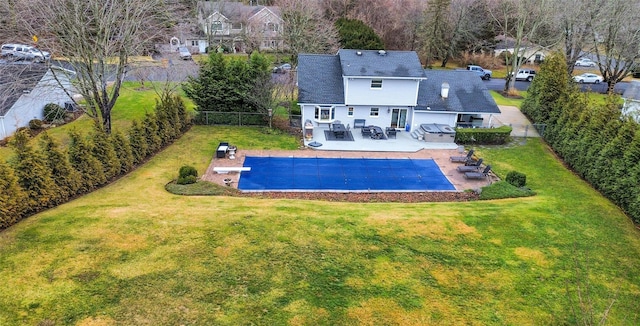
xmin=191 ymin=40 xmax=199 ymax=46
xmin=265 ymin=22 xmax=278 ymax=32
xmin=370 ymin=108 xmax=379 ymax=117
xmin=348 ymin=107 xmax=354 ymax=116
xmin=231 ymin=22 xmax=242 ymax=30
xmin=371 ymin=79 xmax=383 ymax=89
xmin=211 ymin=21 xmax=223 ymax=32
xmin=314 ymin=106 xmax=334 ymax=121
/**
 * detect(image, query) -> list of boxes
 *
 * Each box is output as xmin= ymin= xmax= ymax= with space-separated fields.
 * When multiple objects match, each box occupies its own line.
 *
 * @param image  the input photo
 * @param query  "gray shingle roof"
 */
xmin=337 ymin=49 xmax=425 ymax=78
xmin=416 ymin=70 xmax=501 ymax=114
xmin=0 ymin=64 xmax=49 ymax=116
xmin=623 ymin=81 xmax=640 ymax=101
xmin=297 ymin=54 xmax=344 ymax=105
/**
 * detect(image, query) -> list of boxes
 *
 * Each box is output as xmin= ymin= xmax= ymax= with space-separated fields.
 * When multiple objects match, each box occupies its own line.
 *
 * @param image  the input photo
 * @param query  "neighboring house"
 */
xmin=493 ymin=37 xmax=547 ymax=64
xmin=0 ymin=64 xmax=74 ymax=140
xmin=621 ymin=81 xmax=640 ymax=123
xmin=297 ymin=49 xmax=501 ymax=138
xmin=190 ymin=1 xmax=284 ymax=54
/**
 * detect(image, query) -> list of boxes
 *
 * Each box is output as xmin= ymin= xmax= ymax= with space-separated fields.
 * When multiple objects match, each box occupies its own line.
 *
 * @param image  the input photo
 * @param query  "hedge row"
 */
xmin=454 ymin=126 xmax=512 ymax=145
xmin=0 ymin=91 xmax=192 ymax=230
xmin=522 ymin=52 xmax=640 ymax=223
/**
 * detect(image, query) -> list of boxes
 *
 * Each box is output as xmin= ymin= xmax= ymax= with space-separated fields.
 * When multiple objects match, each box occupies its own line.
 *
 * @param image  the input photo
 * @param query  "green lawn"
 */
xmin=1 ymin=126 xmax=639 ymax=324
xmin=1 ymin=82 xmax=639 ymax=325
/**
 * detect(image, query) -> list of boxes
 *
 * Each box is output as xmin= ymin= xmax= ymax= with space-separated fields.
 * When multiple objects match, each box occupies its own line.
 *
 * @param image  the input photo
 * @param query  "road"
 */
xmin=484 ymin=74 xmax=631 ymax=95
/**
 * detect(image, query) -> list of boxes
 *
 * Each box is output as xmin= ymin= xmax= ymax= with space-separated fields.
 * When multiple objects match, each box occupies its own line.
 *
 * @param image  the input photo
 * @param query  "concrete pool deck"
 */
xmin=202 ymin=148 xmax=497 ymax=192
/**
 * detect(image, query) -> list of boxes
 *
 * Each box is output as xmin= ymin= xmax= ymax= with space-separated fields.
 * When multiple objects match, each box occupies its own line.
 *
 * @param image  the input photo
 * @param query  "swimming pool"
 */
xmin=237 ymin=156 xmax=455 ymax=192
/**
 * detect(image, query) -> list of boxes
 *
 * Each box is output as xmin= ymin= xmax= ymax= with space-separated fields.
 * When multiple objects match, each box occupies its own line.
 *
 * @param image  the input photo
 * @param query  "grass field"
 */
xmin=1 ymin=124 xmax=639 ymax=324
xmin=1 ymin=82 xmax=639 ymax=325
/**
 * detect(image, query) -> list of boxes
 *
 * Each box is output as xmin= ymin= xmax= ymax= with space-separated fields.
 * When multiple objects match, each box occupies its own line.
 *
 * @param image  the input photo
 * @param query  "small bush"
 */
xmin=29 ymin=119 xmax=44 ymax=130
xmin=177 ymin=175 xmax=197 ymax=185
xmin=506 ymin=171 xmax=527 ymax=187
xmin=43 ymin=103 xmax=66 ymax=122
xmin=179 ymin=165 xmax=198 ymax=179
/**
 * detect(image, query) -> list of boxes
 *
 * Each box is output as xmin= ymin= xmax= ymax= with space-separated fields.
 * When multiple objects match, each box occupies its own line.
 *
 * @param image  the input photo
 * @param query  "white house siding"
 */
xmin=0 ymin=69 xmax=72 ymax=140
xmin=344 ymin=78 xmax=420 ymax=106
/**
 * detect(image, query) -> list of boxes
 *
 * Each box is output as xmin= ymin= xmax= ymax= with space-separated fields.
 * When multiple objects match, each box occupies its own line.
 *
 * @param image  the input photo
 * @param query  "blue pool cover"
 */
xmin=237 ymin=156 xmax=455 ymax=192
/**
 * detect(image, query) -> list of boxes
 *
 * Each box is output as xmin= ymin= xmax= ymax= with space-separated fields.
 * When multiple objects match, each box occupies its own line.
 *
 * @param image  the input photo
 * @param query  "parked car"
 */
xmin=573 ymin=73 xmax=603 ymax=84
xmin=466 ymin=65 xmax=492 ymax=80
xmin=178 ymin=46 xmax=192 ymax=60
xmin=574 ymin=58 xmax=596 ymax=67
xmin=1 ymin=43 xmax=50 ymax=62
xmin=511 ymin=69 xmax=536 ymax=82
xmin=272 ymin=63 xmax=292 ymax=74
xmin=632 ymin=64 xmax=640 ymax=78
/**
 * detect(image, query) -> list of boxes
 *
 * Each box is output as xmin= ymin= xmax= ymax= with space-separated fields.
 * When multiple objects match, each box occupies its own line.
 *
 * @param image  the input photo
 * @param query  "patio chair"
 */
xmin=464 ymin=165 xmax=491 ymax=179
xmin=361 ymin=126 xmax=372 ymax=138
xmin=456 ymin=159 xmax=483 ymax=172
xmin=464 ymin=157 xmax=483 ymax=166
xmin=354 ymin=119 xmax=366 ymax=128
xmin=450 ymin=149 xmax=474 ymax=163
xmin=386 ymin=127 xmax=397 ymax=139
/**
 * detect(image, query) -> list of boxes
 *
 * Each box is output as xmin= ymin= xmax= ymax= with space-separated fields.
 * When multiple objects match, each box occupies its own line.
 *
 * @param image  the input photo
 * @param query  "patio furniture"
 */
xmin=361 ymin=126 xmax=372 ymax=138
xmin=370 ymin=126 xmax=385 ymax=139
xmin=333 ymin=123 xmax=346 ymax=139
xmin=456 ymin=159 xmax=484 ymax=172
xmin=464 ymin=165 xmax=491 ymax=179
xmin=450 ymin=149 xmax=474 ymax=163
xmin=464 ymin=157 xmax=483 ymax=166
xmin=216 ymin=142 xmax=229 ymax=158
xmin=354 ymin=119 xmax=366 ymax=128
xmin=386 ymin=127 xmax=397 ymax=139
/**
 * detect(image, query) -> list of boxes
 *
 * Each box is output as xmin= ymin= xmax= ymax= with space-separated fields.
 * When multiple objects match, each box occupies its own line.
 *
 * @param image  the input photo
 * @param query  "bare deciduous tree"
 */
xmin=276 ymin=0 xmax=338 ymax=62
xmin=22 ymin=0 xmax=165 ymax=134
xmin=488 ymin=0 xmax=554 ymax=93
xmin=588 ymin=0 xmax=640 ymax=93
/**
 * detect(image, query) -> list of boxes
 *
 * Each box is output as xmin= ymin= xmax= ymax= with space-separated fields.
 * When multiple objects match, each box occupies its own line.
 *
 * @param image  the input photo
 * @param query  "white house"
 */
xmin=0 ymin=64 xmax=74 ymax=140
xmin=190 ymin=1 xmax=284 ymax=54
xmin=493 ymin=37 xmax=547 ymax=64
xmin=621 ymin=81 xmax=640 ymax=123
xmin=297 ymin=49 xmax=501 ymax=144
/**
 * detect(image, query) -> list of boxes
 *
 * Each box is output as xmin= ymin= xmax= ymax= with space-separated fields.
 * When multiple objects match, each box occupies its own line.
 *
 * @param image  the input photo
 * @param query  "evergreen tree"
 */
xmin=175 ymin=93 xmax=191 ymax=133
xmin=335 ymin=18 xmax=384 ymax=50
xmin=183 ymin=52 xmax=274 ymax=122
xmin=68 ymin=129 xmax=106 ymax=192
xmin=0 ymin=161 xmax=28 ymax=229
xmin=9 ymin=129 xmax=60 ymax=214
xmin=154 ymin=94 xmax=176 ymax=146
xmin=111 ymin=130 xmax=134 ymax=175
xmin=142 ymin=112 xmax=162 ymax=155
xmin=91 ymin=122 xmax=121 ymax=181
xmin=521 ymin=52 xmax=573 ymax=125
xmin=39 ymin=132 xmax=82 ymax=203
xmin=128 ymin=120 xmax=149 ymax=165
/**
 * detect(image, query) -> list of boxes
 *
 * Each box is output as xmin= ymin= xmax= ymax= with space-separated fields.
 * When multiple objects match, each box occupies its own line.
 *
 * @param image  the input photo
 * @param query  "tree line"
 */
xmin=0 ymin=91 xmax=192 ymax=230
xmin=522 ymin=52 xmax=640 ymax=223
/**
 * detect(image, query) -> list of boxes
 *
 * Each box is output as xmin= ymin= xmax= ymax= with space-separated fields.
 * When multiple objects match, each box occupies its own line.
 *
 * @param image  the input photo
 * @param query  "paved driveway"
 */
xmin=489 ymin=105 xmax=540 ymax=137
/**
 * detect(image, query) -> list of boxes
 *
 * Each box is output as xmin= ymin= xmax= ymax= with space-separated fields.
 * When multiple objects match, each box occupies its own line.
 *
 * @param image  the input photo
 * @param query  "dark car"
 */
xmin=632 ymin=65 xmax=640 ymax=78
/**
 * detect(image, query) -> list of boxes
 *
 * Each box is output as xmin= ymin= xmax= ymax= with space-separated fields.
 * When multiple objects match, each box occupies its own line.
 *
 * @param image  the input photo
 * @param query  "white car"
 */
xmin=573 ymin=73 xmax=603 ymax=84
xmin=1 ymin=43 xmax=51 ymax=62
xmin=512 ymin=69 xmax=536 ymax=82
xmin=574 ymin=58 xmax=596 ymax=67
xmin=178 ymin=46 xmax=192 ymax=60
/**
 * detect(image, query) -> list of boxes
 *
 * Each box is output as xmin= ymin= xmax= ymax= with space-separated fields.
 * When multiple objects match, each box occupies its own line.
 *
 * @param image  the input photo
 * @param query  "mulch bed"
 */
xmin=240 ymin=190 xmax=479 ymax=203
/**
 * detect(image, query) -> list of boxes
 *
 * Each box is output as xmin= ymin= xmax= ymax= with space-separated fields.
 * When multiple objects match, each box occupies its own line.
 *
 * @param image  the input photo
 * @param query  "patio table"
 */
xmin=370 ymin=126 xmax=384 ymax=139
xmin=333 ymin=123 xmax=346 ymax=139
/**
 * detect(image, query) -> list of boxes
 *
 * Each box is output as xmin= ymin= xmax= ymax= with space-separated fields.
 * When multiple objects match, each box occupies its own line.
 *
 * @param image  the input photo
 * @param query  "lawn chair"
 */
xmin=450 ymin=149 xmax=474 ymax=163
xmin=456 ymin=159 xmax=483 ymax=172
xmin=361 ymin=126 xmax=372 ymax=138
xmin=464 ymin=165 xmax=491 ymax=179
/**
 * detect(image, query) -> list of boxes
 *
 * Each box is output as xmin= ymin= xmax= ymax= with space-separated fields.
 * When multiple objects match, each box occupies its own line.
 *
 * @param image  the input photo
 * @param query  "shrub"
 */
xmin=43 ymin=103 xmax=66 ymax=122
xmin=506 ymin=171 xmax=527 ymax=187
xmin=28 ymin=119 xmax=44 ymax=130
xmin=177 ymin=175 xmax=197 ymax=185
xmin=455 ymin=126 xmax=512 ymax=145
xmin=179 ymin=165 xmax=198 ymax=179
